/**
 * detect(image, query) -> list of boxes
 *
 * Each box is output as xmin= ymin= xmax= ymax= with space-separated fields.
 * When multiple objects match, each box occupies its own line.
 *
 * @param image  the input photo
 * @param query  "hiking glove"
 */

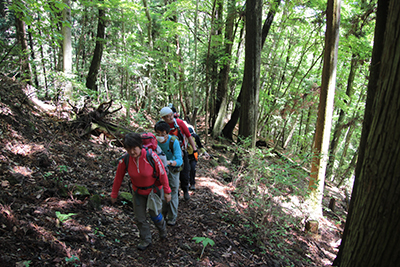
xmin=193 ymin=150 xmax=198 ymax=161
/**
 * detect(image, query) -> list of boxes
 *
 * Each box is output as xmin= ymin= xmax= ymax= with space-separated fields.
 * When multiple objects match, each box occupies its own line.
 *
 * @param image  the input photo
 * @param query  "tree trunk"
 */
xmin=334 ymin=2 xmax=400 ymax=265
xmin=142 ymin=0 xmax=153 ymax=115
xmin=27 ymin=25 xmax=39 ymax=88
xmin=86 ymin=7 xmax=106 ymax=91
xmin=326 ymin=54 xmax=358 ymax=181
xmin=212 ymin=0 xmax=236 ymax=138
xmin=333 ymin=1 xmax=385 ymax=263
xmin=204 ymin=0 xmax=217 ymax=144
xmin=238 ymin=0 xmax=262 ymax=147
xmin=63 ymin=0 xmax=73 ymax=99
xmin=283 ymin=114 xmax=299 ymax=149
xmin=334 ymin=122 xmax=355 ymax=184
xmin=222 ymin=0 xmax=281 ymax=141
xmin=191 ymin=0 xmax=199 ymax=128
xmin=307 ymin=0 xmax=341 ymax=221
xmin=14 ymin=3 xmax=32 ymax=85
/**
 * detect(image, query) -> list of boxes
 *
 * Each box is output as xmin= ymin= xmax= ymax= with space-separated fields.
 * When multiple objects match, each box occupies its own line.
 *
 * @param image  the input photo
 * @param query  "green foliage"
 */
xmin=93 ymin=227 xmax=105 ymax=237
xmin=230 ymin=143 xmax=308 ymax=254
xmin=65 ymin=255 xmax=80 ymax=266
xmin=55 ymin=211 xmax=77 ymax=223
xmin=58 ymin=165 xmax=68 ymax=173
xmin=119 ymin=192 xmax=133 ymax=203
xmin=20 ymin=261 xmax=31 ymax=267
xmin=192 ymin=236 xmax=215 ymax=258
xmin=73 ymin=185 xmax=90 ymax=197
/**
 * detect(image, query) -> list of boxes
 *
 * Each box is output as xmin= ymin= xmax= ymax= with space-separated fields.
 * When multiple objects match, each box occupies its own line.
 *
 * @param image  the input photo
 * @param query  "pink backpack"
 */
xmin=141 ymin=132 xmax=158 ymax=151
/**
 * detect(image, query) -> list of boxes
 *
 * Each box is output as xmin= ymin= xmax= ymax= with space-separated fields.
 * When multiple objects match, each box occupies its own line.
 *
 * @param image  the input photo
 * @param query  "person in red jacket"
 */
xmin=111 ymin=133 xmax=171 ymax=251
xmin=159 ymin=107 xmax=198 ymax=200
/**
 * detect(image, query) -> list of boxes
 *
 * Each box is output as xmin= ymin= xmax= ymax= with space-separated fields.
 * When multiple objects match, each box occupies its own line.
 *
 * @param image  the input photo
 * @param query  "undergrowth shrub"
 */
xmin=231 ymin=140 xmax=309 ymax=257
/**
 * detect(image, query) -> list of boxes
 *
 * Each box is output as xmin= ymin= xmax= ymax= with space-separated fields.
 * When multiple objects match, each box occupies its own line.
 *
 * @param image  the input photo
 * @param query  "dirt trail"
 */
xmin=0 ymin=76 xmax=343 ymax=266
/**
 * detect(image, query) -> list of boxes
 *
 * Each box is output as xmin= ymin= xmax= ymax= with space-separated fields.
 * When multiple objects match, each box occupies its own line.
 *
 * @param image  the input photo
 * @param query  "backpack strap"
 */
xmin=121 ymin=153 xmax=129 ymax=173
xmin=169 ymin=135 xmax=179 ymax=152
xmin=145 ymin=147 xmax=158 ymax=180
xmin=122 ymin=149 xmax=158 ymax=180
xmin=173 ymin=118 xmax=184 ymax=143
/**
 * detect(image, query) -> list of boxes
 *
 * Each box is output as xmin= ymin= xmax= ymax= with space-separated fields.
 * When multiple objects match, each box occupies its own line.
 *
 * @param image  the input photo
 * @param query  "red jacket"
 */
xmin=168 ymin=118 xmax=191 ymax=147
xmin=111 ymin=148 xmax=171 ymax=198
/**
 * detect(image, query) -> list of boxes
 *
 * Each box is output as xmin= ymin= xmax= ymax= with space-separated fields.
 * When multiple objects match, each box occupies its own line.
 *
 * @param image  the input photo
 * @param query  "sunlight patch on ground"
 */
xmin=102 ymin=205 xmax=124 ymax=215
xmin=274 ymin=194 xmax=305 ymax=218
xmin=5 ymin=141 xmax=45 ymax=157
xmin=12 ymin=165 xmax=34 ymax=177
xmin=0 ymin=103 xmax=13 ymax=115
xmin=197 ymin=176 xmax=234 ymax=201
xmin=43 ymin=198 xmax=84 ymax=210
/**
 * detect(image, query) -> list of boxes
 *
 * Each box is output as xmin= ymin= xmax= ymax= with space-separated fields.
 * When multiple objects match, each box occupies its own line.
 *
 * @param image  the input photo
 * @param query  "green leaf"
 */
xmin=55 ymin=211 xmax=77 ymax=223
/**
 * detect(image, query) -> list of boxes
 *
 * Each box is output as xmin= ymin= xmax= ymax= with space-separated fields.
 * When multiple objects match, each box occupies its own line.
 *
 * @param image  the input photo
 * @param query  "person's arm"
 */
xmin=168 ymin=139 xmax=183 ymax=166
xmin=193 ymin=133 xmax=203 ymax=149
xmin=178 ymin=119 xmax=197 ymax=151
xmin=152 ymin=152 xmax=171 ymax=202
xmin=188 ymin=135 xmax=197 ymax=152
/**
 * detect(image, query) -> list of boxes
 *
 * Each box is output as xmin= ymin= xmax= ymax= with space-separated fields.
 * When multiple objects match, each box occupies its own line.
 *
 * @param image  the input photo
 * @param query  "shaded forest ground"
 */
xmin=0 ymin=76 xmax=347 ymax=266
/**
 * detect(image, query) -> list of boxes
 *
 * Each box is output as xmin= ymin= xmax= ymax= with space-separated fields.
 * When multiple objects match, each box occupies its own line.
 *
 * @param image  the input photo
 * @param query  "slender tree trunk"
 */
xmin=212 ymin=0 xmax=236 ymax=138
xmin=27 ymin=25 xmax=39 ymax=88
xmin=204 ymin=0 xmax=217 ymax=144
xmin=191 ymin=0 xmax=199 ymax=128
xmin=86 ymin=7 xmax=106 ymax=91
xmin=283 ymin=114 xmax=299 ymax=149
xmin=14 ymin=4 xmax=32 ymax=85
xmin=334 ymin=122 xmax=354 ymax=182
xmin=63 ymin=0 xmax=73 ymax=99
xmin=143 ymin=0 xmax=153 ymax=114
xmin=307 ymin=0 xmax=341 ymax=222
xmin=326 ymin=54 xmax=358 ymax=181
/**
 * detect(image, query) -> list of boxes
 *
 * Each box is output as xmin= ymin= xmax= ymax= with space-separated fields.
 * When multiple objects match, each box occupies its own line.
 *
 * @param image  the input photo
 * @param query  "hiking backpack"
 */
xmin=170 ymin=118 xmax=189 ymax=151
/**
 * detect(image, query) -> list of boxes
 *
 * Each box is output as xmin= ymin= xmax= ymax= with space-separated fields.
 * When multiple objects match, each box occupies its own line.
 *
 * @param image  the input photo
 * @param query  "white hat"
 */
xmin=160 ymin=107 xmax=173 ymax=117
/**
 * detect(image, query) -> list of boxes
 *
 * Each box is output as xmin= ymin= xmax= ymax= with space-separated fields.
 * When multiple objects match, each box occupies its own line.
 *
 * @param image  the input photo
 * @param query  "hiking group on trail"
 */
xmin=110 ymin=106 xmax=209 ymax=251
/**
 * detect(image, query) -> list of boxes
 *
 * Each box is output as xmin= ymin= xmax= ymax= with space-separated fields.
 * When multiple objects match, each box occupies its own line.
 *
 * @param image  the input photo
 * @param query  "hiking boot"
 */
xmin=137 ymin=240 xmax=151 ymax=251
xmin=189 ymin=185 xmax=196 ymax=191
xmin=184 ymin=190 xmax=190 ymax=200
xmin=167 ymin=218 xmax=176 ymax=226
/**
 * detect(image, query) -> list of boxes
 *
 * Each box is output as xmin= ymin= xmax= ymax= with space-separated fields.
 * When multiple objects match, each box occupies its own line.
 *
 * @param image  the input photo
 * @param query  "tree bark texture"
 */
xmin=238 ymin=0 xmax=262 ymax=146
xmin=15 ymin=5 xmax=32 ymax=85
xmin=212 ymin=0 xmax=236 ymax=138
xmin=222 ymin=0 xmax=280 ymax=140
xmin=86 ymin=8 xmax=106 ymax=91
xmin=308 ymin=0 xmax=341 ymax=219
xmin=333 ymin=0 xmax=389 ymax=264
xmin=63 ymin=0 xmax=73 ymax=99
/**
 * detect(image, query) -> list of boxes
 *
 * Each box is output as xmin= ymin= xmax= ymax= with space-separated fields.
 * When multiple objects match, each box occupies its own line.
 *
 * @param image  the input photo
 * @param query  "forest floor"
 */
xmin=0 ymin=75 xmax=348 ymax=266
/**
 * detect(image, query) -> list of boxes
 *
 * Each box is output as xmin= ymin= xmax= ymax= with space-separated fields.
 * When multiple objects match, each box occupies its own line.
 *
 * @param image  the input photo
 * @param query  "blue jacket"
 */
xmin=157 ymin=135 xmax=183 ymax=167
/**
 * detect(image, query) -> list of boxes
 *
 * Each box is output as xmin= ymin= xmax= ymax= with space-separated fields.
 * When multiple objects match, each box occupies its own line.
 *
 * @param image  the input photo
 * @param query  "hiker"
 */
xmin=110 ymin=133 xmax=171 ymax=251
xmin=184 ymin=121 xmax=210 ymax=190
xmin=159 ymin=106 xmax=198 ymax=200
xmin=154 ymin=121 xmax=183 ymax=226
xmin=171 ymin=106 xmax=180 ymax=119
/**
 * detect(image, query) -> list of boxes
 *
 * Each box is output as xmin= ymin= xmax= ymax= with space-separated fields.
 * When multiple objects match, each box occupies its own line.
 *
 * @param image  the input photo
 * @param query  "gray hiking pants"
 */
xmin=162 ymin=170 xmax=180 ymax=221
xmin=133 ymin=189 xmax=165 ymax=243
